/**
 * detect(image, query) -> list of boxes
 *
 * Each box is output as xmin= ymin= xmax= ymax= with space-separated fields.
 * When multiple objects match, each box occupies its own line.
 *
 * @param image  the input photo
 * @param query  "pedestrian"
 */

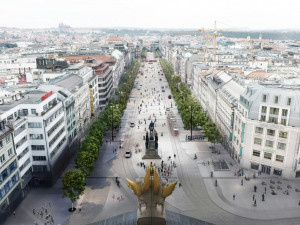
xmin=241 ymin=179 xmax=243 ymax=186
xmin=254 ymin=185 xmax=257 ymax=192
xmin=262 ymin=193 xmax=265 ymax=201
xmin=174 ymin=154 xmax=176 ymax=158
xmin=253 ymin=194 xmax=255 ymax=201
xmin=179 ymin=183 xmax=182 ymax=187
xmin=33 ymin=209 xmax=35 ymax=215
xmin=233 ymin=193 xmax=236 ymax=200
xmin=40 ymin=211 xmax=43 ymax=218
xmin=253 ymin=199 xmax=257 ymax=207
xmin=13 ymin=211 xmax=16 ymax=217
xmin=264 ymin=187 xmax=267 ymax=194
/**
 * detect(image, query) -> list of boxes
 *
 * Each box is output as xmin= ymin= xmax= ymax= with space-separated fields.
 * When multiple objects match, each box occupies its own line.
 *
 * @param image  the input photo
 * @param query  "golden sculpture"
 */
xmin=127 ymin=165 xmax=177 ymax=225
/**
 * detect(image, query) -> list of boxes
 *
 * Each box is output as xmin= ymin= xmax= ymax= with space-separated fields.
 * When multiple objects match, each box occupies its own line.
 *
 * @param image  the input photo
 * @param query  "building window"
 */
xmin=0 ymin=140 xmax=2 ymax=149
xmin=29 ymin=134 xmax=43 ymax=140
xmin=254 ymin=138 xmax=262 ymax=145
xmin=264 ymin=152 xmax=272 ymax=160
xmin=261 ymin=106 xmax=267 ymax=113
xmin=267 ymin=129 xmax=275 ymax=136
xmin=279 ymin=131 xmax=288 ymax=139
xmin=282 ymin=109 xmax=288 ymax=117
xmin=273 ymin=168 xmax=282 ymax=176
xmin=287 ymin=97 xmax=291 ymax=106
xmin=32 ymin=165 xmax=47 ymax=172
xmin=0 ymin=154 xmax=5 ymax=163
xmin=274 ymin=96 xmax=279 ymax=104
xmin=5 ymin=135 xmax=11 ymax=144
xmin=269 ymin=107 xmax=279 ymax=115
xmin=252 ymin=150 xmax=260 ymax=157
xmin=268 ymin=116 xmax=278 ymax=124
xmin=32 ymin=156 xmax=46 ymax=161
xmin=277 ymin=142 xmax=286 ymax=150
xmin=265 ymin=140 xmax=274 ymax=148
xmin=260 ymin=115 xmax=266 ymax=122
xmin=262 ymin=94 xmax=267 ymax=102
xmin=281 ymin=119 xmax=287 ymax=126
xmin=28 ymin=122 xmax=42 ymax=128
xmin=8 ymin=148 xmax=13 ymax=156
xmin=17 ymin=147 xmax=29 ymax=160
xmin=31 ymin=145 xmax=45 ymax=151
xmin=251 ymin=163 xmax=259 ymax=170
xmin=31 ymin=109 xmax=36 ymax=115
xmin=275 ymin=155 xmax=284 ymax=162
xmin=255 ymin=127 xmax=263 ymax=134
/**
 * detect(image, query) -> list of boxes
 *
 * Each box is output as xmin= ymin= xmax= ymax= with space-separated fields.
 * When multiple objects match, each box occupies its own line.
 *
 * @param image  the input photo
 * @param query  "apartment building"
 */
xmin=86 ymin=60 xmax=113 ymax=110
xmin=0 ymin=122 xmax=22 ymax=220
xmin=0 ymin=89 xmax=68 ymax=185
xmin=232 ymin=83 xmax=300 ymax=178
xmin=49 ymin=74 xmax=91 ymax=140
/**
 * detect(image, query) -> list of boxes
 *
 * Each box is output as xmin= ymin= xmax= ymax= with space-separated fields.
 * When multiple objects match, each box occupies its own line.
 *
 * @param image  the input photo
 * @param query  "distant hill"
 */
xmin=99 ymin=28 xmax=300 ymax=41
xmin=222 ymin=31 xmax=300 ymax=40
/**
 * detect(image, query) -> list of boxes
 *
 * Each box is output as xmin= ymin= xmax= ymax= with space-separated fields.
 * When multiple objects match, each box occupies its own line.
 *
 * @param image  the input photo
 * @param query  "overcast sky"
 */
xmin=1 ymin=0 xmax=300 ymax=30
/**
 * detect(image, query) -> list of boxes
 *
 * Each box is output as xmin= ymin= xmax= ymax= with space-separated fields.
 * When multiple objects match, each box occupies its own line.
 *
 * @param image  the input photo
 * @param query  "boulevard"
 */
xmin=3 ymin=53 xmax=300 ymax=225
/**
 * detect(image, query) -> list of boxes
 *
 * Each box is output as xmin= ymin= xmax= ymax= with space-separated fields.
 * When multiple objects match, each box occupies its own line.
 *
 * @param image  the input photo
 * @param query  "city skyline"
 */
xmin=1 ymin=0 xmax=300 ymax=30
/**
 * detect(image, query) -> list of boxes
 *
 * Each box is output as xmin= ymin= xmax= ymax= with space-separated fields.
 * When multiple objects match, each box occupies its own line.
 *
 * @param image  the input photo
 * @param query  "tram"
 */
xmin=167 ymin=111 xmax=179 ymax=136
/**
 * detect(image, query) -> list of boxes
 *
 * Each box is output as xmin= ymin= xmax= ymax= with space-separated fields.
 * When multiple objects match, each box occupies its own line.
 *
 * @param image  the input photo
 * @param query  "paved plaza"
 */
xmin=3 ymin=54 xmax=300 ymax=225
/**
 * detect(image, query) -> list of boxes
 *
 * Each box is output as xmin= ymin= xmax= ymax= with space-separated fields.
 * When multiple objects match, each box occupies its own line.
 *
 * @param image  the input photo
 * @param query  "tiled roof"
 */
xmin=107 ymin=36 xmax=122 ymax=41
xmin=246 ymin=71 xmax=270 ymax=79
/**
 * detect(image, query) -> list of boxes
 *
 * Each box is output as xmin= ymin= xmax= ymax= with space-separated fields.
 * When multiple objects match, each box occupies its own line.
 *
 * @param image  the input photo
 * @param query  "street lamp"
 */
xmin=189 ymin=105 xmax=193 ymax=141
xmin=111 ymin=104 xmax=118 ymax=141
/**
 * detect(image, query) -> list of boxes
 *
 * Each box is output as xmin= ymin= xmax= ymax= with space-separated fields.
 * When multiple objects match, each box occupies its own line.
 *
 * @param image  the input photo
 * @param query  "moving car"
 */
xmin=125 ymin=151 xmax=132 ymax=158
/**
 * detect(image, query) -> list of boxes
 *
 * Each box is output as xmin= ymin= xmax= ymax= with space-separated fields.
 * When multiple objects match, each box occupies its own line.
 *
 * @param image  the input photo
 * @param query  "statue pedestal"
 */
xmin=142 ymin=140 xmax=161 ymax=159
xmin=137 ymin=206 xmax=166 ymax=225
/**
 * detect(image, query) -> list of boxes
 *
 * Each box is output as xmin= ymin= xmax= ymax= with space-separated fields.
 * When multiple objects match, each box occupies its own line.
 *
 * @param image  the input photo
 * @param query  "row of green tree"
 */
xmin=141 ymin=47 xmax=148 ymax=59
xmin=61 ymin=59 xmax=141 ymax=211
xmin=159 ymin=58 xmax=221 ymax=144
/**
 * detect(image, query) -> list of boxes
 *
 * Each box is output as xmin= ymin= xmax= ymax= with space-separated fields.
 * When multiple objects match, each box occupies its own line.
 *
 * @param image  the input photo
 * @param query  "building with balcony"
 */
xmin=0 ymin=122 xmax=22 ymax=220
xmin=232 ymin=83 xmax=300 ymax=179
xmin=49 ymin=74 xmax=91 ymax=140
xmin=86 ymin=60 xmax=113 ymax=110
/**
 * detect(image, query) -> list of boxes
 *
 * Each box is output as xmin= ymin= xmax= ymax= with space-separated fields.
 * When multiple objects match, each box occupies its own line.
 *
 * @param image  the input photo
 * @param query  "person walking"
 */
xmin=253 ymin=194 xmax=255 ymax=201
xmin=13 ymin=211 xmax=16 ymax=217
xmin=254 ymin=185 xmax=257 ymax=192
xmin=264 ymin=187 xmax=267 ymax=194
xmin=253 ymin=199 xmax=257 ymax=206
xmin=33 ymin=209 xmax=35 ymax=216
xmin=262 ymin=193 xmax=265 ymax=201
xmin=241 ymin=179 xmax=243 ymax=186
xmin=233 ymin=194 xmax=236 ymax=200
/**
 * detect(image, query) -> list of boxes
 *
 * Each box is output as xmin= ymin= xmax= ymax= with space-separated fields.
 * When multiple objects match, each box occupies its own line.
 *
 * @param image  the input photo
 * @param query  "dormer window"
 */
xmin=262 ymin=94 xmax=267 ymax=102
xmin=274 ymin=96 xmax=278 ymax=104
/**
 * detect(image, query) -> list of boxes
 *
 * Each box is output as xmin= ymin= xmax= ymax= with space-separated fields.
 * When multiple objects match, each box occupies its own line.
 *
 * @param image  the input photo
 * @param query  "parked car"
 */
xmin=168 ymin=95 xmax=172 ymax=99
xmin=125 ymin=151 xmax=132 ymax=158
xmin=130 ymin=122 xmax=135 ymax=127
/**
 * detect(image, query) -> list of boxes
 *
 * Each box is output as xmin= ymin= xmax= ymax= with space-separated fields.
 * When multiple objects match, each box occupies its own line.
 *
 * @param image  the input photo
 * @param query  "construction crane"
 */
xmin=198 ymin=21 xmax=222 ymax=62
